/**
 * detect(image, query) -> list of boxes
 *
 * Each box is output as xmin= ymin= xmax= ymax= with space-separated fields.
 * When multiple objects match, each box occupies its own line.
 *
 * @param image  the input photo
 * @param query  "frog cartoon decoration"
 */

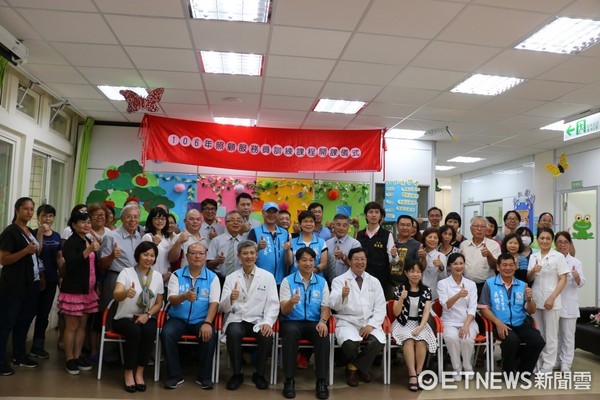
xmin=572 ymin=214 xmax=594 ymax=240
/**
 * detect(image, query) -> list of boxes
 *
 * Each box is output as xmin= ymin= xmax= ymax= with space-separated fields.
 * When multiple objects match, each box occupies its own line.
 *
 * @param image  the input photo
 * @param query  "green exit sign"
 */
xmin=572 ymin=180 xmax=583 ymax=189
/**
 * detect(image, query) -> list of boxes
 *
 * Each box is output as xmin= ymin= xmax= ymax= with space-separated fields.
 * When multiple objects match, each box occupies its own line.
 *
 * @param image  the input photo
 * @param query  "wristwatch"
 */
xmin=147 ymin=313 xmax=153 ymax=319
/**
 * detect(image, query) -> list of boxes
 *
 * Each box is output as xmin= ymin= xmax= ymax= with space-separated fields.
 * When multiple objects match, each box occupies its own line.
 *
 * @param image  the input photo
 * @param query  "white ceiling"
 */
xmin=1 ymin=0 xmax=599 ymax=177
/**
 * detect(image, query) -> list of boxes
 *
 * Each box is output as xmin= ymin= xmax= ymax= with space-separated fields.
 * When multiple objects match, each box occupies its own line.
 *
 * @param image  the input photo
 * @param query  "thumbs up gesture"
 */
xmin=126 ymin=282 xmax=136 ymax=298
xmin=335 ymin=245 xmax=343 ymax=260
xmin=391 ymin=245 xmax=398 ymax=258
xmin=113 ymin=243 xmax=122 ymax=258
xmin=433 ymin=254 xmax=443 ymax=270
xmin=283 ymin=239 xmax=291 ymax=251
xmin=400 ymin=285 xmax=408 ymax=300
xmin=151 ymin=234 xmax=161 ymax=244
xmin=230 ymin=281 xmax=240 ymax=302
xmin=459 ymin=283 xmax=468 ymax=298
xmin=216 ymin=252 xmax=225 ymax=264
xmin=480 ymin=243 xmax=490 ymax=257
xmin=258 ymin=236 xmax=267 ymax=250
xmin=208 ymin=227 xmax=217 ymax=240
xmin=25 ymin=241 xmax=37 ymax=255
xmin=185 ymin=287 xmax=198 ymax=302
xmin=571 ymin=265 xmax=580 ymax=280
xmin=525 ymin=283 xmax=532 ymax=301
xmin=291 ymin=288 xmax=300 ymax=305
xmin=178 ymin=230 xmax=190 ymax=244
xmin=87 ymin=239 xmax=100 ymax=253
xmin=418 ymin=244 xmax=426 ymax=259
xmin=533 ymin=261 xmax=542 ymax=274
xmin=342 ymin=280 xmax=350 ymax=299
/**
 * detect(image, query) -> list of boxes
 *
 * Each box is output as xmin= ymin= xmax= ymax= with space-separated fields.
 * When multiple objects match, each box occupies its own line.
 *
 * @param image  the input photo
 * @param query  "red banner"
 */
xmin=140 ymin=115 xmax=383 ymax=173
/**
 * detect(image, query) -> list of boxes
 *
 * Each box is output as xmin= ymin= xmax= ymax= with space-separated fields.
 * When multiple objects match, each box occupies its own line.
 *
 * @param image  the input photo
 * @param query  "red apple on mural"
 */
xmin=106 ymin=168 xmax=119 ymax=179
xmin=103 ymin=200 xmax=115 ymax=208
xmin=135 ymin=175 xmax=149 ymax=186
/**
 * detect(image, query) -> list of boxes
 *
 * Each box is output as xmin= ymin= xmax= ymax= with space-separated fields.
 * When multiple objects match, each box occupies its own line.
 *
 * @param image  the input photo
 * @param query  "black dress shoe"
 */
xmin=283 ymin=378 xmax=296 ymax=398
xmin=252 ymin=372 xmax=269 ymax=390
xmin=135 ymin=383 xmax=146 ymax=392
xmin=227 ymin=373 xmax=244 ymax=390
xmin=357 ymin=370 xmax=371 ymax=383
xmin=124 ymin=384 xmax=136 ymax=393
xmin=316 ymin=379 xmax=329 ymax=399
xmin=345 ymin=368 xmax=359 ymax=387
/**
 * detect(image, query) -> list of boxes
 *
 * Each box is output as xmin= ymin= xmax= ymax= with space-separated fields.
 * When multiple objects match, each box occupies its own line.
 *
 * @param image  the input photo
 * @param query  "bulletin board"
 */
xmin=383 ymin=179 xmax=420 ymax=222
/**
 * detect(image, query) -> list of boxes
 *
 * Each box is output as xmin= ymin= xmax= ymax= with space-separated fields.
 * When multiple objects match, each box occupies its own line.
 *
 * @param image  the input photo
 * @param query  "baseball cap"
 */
xmin=262 ymin=201 xmax=279 ymax=211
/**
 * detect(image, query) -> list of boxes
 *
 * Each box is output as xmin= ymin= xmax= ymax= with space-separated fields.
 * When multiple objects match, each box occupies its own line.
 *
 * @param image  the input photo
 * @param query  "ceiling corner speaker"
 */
xmin=425 ymin=126 xmax=457 ymax=141
xmin=0 ymin=23 xmax=28 ymax=65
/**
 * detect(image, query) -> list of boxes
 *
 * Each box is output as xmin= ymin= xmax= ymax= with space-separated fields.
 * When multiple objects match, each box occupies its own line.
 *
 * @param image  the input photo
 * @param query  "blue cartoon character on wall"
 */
xmin=572 ymin=214 xmax=594 ymax=240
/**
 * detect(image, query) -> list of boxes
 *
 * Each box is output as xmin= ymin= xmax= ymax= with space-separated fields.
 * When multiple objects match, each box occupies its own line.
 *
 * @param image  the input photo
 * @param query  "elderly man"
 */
xmin=247 ymin=202 xmax=293 ymax=285
xmin=206 ymin=210 xmax=244 ymax=286
xmin=279 ymin=248 xmax=330 ymax=399
xmin=99 ymin=204 xmax=142 ymax=310
xmin=168 ymin=209 xmax=207 ymax=269
xmin=219 ymin=240 xmax=279 ymax=391
xmin=460 ymin=216 xmax=501 ymax=296
xmin=199 ymin=198 xmax=225 ymax=247
xmin=478 ymin=253 xmax=544 ymax=377
xmin=162 ymin=243 xmax=220 ymax=390
xmin=325 ymin=213 xmax=361 ymax=283
xmin=330 ymin=247 xmax=386 ymax=387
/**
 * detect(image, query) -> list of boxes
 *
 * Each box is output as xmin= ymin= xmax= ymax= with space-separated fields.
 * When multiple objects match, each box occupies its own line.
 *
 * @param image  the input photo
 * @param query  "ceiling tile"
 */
xmin=270 ymin=26 xmax=350 ymax=59
xmin=160 ymin=103 xmax=210 ymax=115
xmin=342 ymin=34 xmax=429 ymax=65
xmin=556 ymin=84 xmax=600 ymax=104
xmin=69 ymin=98 xmax=118 ymax=112
xmin=259 ymin=109 xmax=307 ymax=122
xmin=210 ymin=105 xmax=258 ymax=119
xmin=18 ymin=9 xmax=117 ymax=44
xmin=206 ymin=92 xmax=260 ymax=107
xmin=475 ymin=97 xmax=545 ymax=114
xmin=359 ymin=0 xmax=466 ymax=39
xmin=77 ymin=67 xmax=145 ymax=86
xmin=437 ymin=5 xmax=550 ymax=47
xmin=525 ymin=102 xmax=590 ymax=118
xmin=504 ymin=80 xmax=584 ymax=101
xmin=160 ymin=89 xmax=207 ymax=104
xmin=319 ymin=82 xmax=383 ymax=102
xmin=190 ymin=20 xmax=269 ymax=54
xmin=202 ymin=75 xmax=262 ymax=94
xmin=125 ymin=46 xmax=199 ymax=72
xmin=257 ymin=120 xmax=302 ymax=129
xmin=84 ymin=111 xmax=129 ymax=121
xmin=273 ymin=0 xmax=370 ymax=30
xmin=46 ymin=83 xmax=105 ymax=99
xmin=347 ymin=115 xmax=401 ymax=129
xmin=427 ymin=92 xmax=493 ymax=110
xmin=23 ymin=64 xmax=87 ymax=84
xmin=477 ymin=49 xmax=568 ymax=78
xmin=390 ymin=67 xmax=465 ymax=91
xmin=106 ymin=15 xmax=192 ymax=49
xmin=330 ymin=61 xmax=403 ymax=85
xmin=266 ymin=56 xmax=335 ymax=80
xmin=261 ymin=95 xmax=315 ymax=111
xmin=262 ymin=77 xmax=324 ymax=97
xmin=374 ymin=87 xmax=441 ymax=105
xmin=361 ymin=103 xmax=419 ymax=118
xmin=10 ymin=0 xmax=96 ymax=12
xmin=560 ymin=0 xmax=600 ymax=18
xmin=139 ymin=70 xmax=204 ymax=90
xmin=411 ymin=41 xmax=501 ymax=72
xmin=473 ymin=0 xmax=572 ymax=13
xmin=537 ymin=56 xmax=600 ymax=84
xmin=0 ymin=7 xmax=43 ymax=40
xmin=23 ymin=40 xmax=68 ymax=65
xmin=95 ymin=0 xmax=185 ymax=17
xmin=52 ymin=43 xmax=133 ymax=68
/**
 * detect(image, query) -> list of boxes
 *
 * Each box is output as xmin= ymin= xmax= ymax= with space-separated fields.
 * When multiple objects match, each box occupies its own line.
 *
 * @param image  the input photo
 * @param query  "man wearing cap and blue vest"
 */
xmin=162 ymin=242 xmax=220 ymax=390
xmin=248 ymin=202 xmax=293 ymax=285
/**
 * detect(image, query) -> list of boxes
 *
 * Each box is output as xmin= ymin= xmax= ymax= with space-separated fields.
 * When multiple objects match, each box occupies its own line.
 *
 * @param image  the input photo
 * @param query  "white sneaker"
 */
xmin=561 ymin=366 xmax=571 ymax=373
xmin=452 ymin=371 xmax=462 ymax=382
xmin=463 ymin=370 xmax=475 ymax=381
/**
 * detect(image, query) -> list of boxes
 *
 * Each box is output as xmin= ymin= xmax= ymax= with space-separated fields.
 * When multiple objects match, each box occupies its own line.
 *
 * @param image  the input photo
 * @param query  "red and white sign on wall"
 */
xmin=140 ymin=114 xmax=384 ymax=173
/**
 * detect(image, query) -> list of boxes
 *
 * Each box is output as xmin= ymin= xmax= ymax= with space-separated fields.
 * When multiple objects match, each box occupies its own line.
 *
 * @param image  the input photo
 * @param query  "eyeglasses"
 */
xmin=555 ymin=240 xmax=570 ymax=245
xmin=153 ymin=217 xmax=166 ymax=222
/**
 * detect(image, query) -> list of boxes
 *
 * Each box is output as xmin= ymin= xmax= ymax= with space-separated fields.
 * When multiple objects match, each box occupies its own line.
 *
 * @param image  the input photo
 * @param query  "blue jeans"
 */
xmin=161 ymin=318 xmax=216 ymax=382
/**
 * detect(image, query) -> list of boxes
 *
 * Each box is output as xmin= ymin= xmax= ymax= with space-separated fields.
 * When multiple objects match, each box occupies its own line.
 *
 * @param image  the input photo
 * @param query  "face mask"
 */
xmin=521 ymin=236 xmax=532 ymax=246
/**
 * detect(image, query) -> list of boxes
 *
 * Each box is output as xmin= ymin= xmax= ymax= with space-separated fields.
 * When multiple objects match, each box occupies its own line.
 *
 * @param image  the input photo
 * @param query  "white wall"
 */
xmin=86 ymin=125 xmax=434 ymax=201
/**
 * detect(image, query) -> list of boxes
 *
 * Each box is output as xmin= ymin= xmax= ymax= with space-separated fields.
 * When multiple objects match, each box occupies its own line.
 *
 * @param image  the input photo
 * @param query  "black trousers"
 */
xmin=496 ymin=323 xmax=545 ymax=373
xmin=280 ymin=320 xmax=329 ymax=380
xmin=226 ymin=321 xmax=273 ymax=376
xmin=112 ymin=317 xmax=157 ymax=370
xmin=341 ymin=334 xmax=383 ymax=373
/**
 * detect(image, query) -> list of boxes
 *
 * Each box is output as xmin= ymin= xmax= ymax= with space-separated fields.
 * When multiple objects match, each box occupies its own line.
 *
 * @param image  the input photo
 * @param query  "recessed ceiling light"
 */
xmin=189 ymin=0 xmax=271 ymax=23
xmin=386 ymin=129 xmax=425 ymax=139
xmin=516 ymin=17 xmax=600 ymax=54
xmin=313 ymin=99 xmax=366 ymax=114
xmin=97 ymin=85 xmax=148 ymax=101
xmin=200 ymin=51 xmax=263 ymax=76
xmin=213 ymin=117 xmax=256 ymax=126
xmin=435 ymin=165 xmax=456 ymax=171
xmin=451 ymin=74 xmax=525 ymax=96
xmin=448 ymin=156 xmax=485 ymax=163
xmin=541 ymin=120 xmax=565 ymax=131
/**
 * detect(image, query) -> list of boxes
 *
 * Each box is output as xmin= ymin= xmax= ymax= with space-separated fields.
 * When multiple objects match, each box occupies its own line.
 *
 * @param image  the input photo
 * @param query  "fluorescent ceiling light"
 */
xmin=541 ymin=120 xmax=565 ymax=131
xmin=448 ymin=156 xmax=485 ymax=163
xmin=451 ymin=74 xmax=525 ymax=96
xmin=386 ymin=129 xmax=425 ymax=140
xmin=435 ymin=165 xmax=456 ymax=171
xmin=313 ymin=99 xmax=366 ymax=114
xmin=200 ymin=51 xmax=263 ymax=76
xmin=213 ymin=117 xmax=256 ymax=126
xmin=190 ymin=0 xmax=271 ymax=23
xmin=98 ymin=85 xmax=148 ymax=101
xmin=515 ymin=17 xmax=600 ymax=54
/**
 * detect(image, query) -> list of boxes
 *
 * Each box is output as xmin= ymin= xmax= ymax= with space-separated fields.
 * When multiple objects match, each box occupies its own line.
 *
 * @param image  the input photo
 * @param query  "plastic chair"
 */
xmin=155 ymin=304 xmax=222 ymax=382
xmin=431 ymin=299 xmax=490 ymax=377
xmin=479 ymin=313 xmax=533 ymax=373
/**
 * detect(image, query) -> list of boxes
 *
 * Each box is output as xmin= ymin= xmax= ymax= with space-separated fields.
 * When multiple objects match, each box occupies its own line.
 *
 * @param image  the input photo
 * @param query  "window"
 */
xmin=16 ymin=81 xmax=40 ymax=122
xmin=50 ymin=108 xmax=72 ymax=139
xmin=29 ymin=152 xmax=66 ymax=228
xmin=0 ymin=138 xmax=14 ymax=226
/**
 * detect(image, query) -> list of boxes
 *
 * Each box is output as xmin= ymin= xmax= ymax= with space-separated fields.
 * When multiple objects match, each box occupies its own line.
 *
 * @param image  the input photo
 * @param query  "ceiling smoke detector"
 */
xmin=425 ymin=126 xmax=457 ymax=141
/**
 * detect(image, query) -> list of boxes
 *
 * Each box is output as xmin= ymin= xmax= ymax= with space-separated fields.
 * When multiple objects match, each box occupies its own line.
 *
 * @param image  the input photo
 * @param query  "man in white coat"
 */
xmin=219 ymin=240 xmax=279 ymax=391
xmin=330 ymin=247 xmax=386 ymax=387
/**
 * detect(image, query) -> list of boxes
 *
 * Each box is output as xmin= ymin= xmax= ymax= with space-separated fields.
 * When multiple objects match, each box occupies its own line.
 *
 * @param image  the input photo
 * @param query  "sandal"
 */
xmin=408 ymin=375 xmax=418 ymax=392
